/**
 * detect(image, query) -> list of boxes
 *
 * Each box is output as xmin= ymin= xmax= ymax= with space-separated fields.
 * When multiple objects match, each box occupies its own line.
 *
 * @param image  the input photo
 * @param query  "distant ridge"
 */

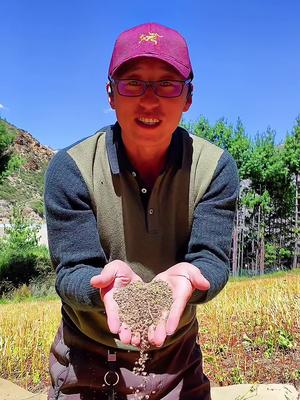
xmin=0 ymin=118 xmax=55 ymax=224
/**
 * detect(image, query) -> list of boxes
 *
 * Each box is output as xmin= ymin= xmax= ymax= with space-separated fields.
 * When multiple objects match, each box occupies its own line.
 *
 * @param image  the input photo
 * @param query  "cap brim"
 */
xmin=111 ymin=53 xmax=192 ymax=79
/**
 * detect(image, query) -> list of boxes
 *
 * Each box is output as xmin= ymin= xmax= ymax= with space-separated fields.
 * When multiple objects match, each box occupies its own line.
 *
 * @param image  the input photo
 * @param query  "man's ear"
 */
xmin=106 ymin=82 xmax=115 ymax=109
xmin=183 ymin=83 xmax=193 ymax=112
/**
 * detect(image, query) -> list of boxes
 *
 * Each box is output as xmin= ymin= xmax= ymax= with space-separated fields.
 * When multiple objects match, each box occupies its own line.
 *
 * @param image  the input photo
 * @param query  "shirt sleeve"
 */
xmin=185 ymin=150 xmax=239 ymax=303
xmin=44 ymin=150 xmax=107 ymax=311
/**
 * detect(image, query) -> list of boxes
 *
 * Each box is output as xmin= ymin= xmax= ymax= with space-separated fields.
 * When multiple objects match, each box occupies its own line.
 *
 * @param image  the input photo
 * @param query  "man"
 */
xmin=45 ymin=22 xmax=239 ymax=400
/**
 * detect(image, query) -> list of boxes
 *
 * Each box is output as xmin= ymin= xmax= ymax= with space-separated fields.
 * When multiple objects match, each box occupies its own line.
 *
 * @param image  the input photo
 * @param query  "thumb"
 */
xmin=189 ymin=269 xmax=210 ymax=291
xmin=90 ymin=267 xmax=116 ymax=289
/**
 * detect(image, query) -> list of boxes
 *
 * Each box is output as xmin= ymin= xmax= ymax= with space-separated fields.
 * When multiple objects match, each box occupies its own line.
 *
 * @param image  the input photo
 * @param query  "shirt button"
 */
xmin=149 ymin=208 xmax=154 ymax=215
xmin=141 ymin=188 xmax=147 ymax=194
xmin=132 ymin=171 xmax=137 ymax=177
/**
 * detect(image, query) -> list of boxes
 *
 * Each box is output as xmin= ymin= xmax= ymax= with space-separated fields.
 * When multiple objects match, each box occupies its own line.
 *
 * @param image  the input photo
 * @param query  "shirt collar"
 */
xmin=105 ymin=121 xmax=185 ymax=175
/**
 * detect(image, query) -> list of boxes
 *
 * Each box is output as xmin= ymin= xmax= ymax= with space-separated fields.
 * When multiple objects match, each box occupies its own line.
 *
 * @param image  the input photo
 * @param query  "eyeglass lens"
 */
xmin=117 ymin=80 xmax=184 ymax=97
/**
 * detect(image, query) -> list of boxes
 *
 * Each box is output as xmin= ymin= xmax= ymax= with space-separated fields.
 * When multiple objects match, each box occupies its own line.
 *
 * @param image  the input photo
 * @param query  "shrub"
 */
xmin=1 ymin=207 xmax=40 ymax=249
xmin=28 ymin=272 xmax=56 ymax=298
xmin=0 ymin=120 xmax=16 ymax=157
xmin=0 ymin=154 xmax=25 ymax=182
xmin=265 ymin=242 xmax=293 ymax=270
xmin=30 ymin=199 xmax=45 ymax=218
xmin=0 ymin=207 xmax=52 ymax=295
xmin=0 ymin=119 xmax=24 ymax=180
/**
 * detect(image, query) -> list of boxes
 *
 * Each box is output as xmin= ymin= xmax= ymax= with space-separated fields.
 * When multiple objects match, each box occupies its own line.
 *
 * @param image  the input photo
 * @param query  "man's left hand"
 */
xmin=149 ymin=262 xmax=210 ymax=347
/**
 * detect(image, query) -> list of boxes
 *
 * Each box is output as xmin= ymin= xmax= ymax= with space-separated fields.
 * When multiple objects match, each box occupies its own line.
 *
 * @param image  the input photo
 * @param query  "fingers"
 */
xmin=190 ymin=270 xmax=210 ymax=291
xmin=153 ymin=321 xmax=167 ymax=347
xmin=118 ymin=324 xmax=132 ymax=344
xmin=165 ymin=298 xmax=186 ymax=336
xmin=90 ymin=260 xmax=143 ymax=289
xmin=119 ymin=325 xmax=141 ymax=347
xmin=148 ymin=324 xmax=155 ymax=344
xmin=103 ymin=295 xmax=120 ymax=334
xmin=90 ymin=265 xmax=117 ymax=289
xmin=148 ymin=310 xmax=168 ymax=347
xmin=131 ymin=331 xmax=141 ymax=347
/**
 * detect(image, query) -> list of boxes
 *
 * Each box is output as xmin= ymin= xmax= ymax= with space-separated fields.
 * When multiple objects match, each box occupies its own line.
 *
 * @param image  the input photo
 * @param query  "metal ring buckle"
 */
xmin=104 ymin=371 xmax=120 ymax=386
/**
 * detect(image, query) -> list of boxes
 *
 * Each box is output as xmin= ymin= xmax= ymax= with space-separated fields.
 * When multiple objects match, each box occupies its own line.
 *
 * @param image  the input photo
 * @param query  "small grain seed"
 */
xmin=113 ymin=280 xmax=172 ymax=398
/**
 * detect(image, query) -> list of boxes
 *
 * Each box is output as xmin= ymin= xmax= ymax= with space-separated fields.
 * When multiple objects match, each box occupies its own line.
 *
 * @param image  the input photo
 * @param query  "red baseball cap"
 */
xmin=108 ymin=22 xmax=193 ymax=79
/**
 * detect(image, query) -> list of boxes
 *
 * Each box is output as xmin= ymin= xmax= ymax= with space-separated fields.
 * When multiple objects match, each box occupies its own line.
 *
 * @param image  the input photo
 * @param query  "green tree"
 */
xmin=2 ymin=207 xmax=40 ymax=250
xmin=180 ymin=115 xmax=298 ymax=273
xmin=242 ymin=129 xmax=292 ymax=216
xmin=226 ymin=118 xmax=251 ymax=177
xmin=283 ymin=116 xmax=300 ymax=269
xmin=0 ymin=207 xmax=50 ymax=294
xmin=186 ymin=116 xmax=251 ymax=176
xmin=0 ymin=120 xmax=15 ymax=155
xmin=0 ymin=119 xmax=23 ymax=179
xmin=283 ymin=116 xmax=300 ymax=175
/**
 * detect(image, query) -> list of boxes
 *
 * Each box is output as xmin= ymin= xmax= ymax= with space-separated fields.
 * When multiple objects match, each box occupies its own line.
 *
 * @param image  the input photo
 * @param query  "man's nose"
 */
xmin=139 ymin=84 xmax=160 ymax=105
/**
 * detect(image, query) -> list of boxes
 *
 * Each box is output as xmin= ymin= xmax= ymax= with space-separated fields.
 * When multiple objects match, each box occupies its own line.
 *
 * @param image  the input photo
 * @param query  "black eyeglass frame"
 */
xmin=108 ymin=77 xmax=192 ymax=98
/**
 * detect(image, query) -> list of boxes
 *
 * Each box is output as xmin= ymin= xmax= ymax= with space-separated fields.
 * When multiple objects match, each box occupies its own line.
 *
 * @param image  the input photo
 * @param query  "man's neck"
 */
xmin=122 ymin=137 xmax=170 ymax=188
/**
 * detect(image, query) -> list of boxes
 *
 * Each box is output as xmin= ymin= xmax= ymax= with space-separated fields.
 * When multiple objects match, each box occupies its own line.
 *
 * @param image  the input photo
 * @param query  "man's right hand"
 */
xmin=90 ymin=260 xmax=142 ymax=345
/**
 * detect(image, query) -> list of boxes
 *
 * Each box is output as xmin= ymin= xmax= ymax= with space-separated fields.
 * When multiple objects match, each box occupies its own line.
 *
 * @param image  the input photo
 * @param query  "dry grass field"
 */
xmin=0 ymin=269 xmax=299 ymax=393
xmin=198 ymin=269 xmax=300 ymax=389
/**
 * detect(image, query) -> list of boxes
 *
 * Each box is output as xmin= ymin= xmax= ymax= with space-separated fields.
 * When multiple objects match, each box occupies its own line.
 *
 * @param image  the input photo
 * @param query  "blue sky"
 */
xmin=0 ymin=0 xmax=299 ymax=149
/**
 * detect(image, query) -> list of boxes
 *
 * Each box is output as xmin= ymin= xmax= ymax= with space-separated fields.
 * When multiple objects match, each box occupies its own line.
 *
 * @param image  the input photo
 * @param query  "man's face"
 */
xmin=108 ymin=57 xmax=192 ymax=148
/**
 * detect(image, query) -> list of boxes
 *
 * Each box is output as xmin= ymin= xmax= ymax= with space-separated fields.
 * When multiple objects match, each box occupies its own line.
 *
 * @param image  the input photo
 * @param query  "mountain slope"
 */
xmin=0 ymin=119 xmax=54 ymax=224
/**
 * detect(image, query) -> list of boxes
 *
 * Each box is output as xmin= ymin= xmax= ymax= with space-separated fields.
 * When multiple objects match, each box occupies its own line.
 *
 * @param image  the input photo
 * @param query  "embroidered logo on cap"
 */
xmin=139 ymin=32 xmax=163 ymax=45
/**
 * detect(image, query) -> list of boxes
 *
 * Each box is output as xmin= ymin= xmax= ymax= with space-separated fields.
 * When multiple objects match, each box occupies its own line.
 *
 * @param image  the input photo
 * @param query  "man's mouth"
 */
xmin=137 ymin=117 xmax=161 ymax=126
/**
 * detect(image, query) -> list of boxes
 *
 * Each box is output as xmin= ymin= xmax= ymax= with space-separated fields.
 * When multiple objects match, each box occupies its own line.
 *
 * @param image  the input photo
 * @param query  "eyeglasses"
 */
xmin=109 ymin=77 xmax=192 ymax=98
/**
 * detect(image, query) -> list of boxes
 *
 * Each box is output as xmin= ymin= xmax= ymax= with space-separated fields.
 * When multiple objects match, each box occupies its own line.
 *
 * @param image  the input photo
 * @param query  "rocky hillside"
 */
xmin=0 ymin=119 xmax=55 ymax=224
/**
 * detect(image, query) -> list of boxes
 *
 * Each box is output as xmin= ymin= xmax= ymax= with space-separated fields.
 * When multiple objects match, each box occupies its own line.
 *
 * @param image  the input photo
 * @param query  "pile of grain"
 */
xmin=113 ymin=280 xmax=173 ymax=399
